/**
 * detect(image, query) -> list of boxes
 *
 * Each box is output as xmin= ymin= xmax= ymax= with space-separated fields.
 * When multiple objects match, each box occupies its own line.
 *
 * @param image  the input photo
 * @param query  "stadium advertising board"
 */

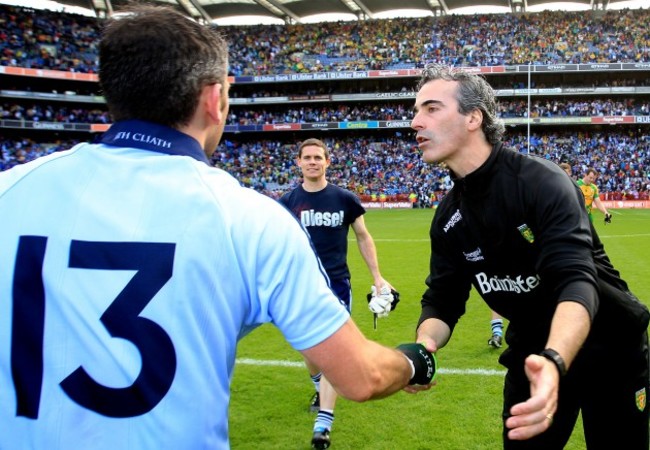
xmin=4 ymin=116 xmax=648 ymax=134
xmin=362 ymin=202 xmax=413 ymax=209
xmin=591 ymin=116 xmax=635 ymax=124
xmin=1 ymin=120 xmax=87 ymax=131
xmin=381 ymin=120 xmax=412 ymax=128
xmin=302 ymin=122 xmax=340 ymax=130
xmin=602 ymin=201 xmax=650 ymax=209
xmin=340 ymin=121 xmax=377 ymax=129
xmin=5 ymin=63 xmax=650 ymax=86
xmin=262 ymin=123 xmax=301 ymax=131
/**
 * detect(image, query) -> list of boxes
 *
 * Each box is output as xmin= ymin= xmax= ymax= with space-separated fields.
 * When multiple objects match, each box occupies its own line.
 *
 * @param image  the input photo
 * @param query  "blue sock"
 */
xmin=314 ymin=410 xmax=334 ymax=431
xmin=491 ymin=319 xmax=503 ymax=337
xmin=311 ymin=372 xmax=321 ymax=392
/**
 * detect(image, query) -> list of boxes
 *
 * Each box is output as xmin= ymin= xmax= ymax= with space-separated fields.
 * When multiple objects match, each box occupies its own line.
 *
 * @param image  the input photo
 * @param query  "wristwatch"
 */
xmin=539 ymin=348 xmax=567 ymax=377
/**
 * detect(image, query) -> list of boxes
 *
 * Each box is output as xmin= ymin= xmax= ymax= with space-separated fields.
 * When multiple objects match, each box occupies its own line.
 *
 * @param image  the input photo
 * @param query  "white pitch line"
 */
xmin=355 ymin=233 xmax=650 ymax=243
xmin=599 ymin=233 xmax=650 ymax=238
xmin=237 ymin=358 xmax=304 ymax=368
xmin=235 ymin=358 xmax=505 ymax=376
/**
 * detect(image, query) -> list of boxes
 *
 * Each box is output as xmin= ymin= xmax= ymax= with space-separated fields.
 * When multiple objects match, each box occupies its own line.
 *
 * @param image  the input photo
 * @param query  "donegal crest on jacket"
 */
xmin=517 ymin=224 xmax=535 ymax=244
xmin=636 ymin=387 xmax=646 ymax=412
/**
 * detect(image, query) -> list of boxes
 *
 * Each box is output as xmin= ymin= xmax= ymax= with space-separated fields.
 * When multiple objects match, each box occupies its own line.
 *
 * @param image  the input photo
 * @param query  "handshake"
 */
xmin=367 ymin=285 xmax=400 ymax=318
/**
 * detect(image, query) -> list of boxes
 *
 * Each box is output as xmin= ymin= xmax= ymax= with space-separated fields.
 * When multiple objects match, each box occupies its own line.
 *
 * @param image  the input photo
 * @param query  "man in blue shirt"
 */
xmin=0 ymin=6 xmax=433 ymax=449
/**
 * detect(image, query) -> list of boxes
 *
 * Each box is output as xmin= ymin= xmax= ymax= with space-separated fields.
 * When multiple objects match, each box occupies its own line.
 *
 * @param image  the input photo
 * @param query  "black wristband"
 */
xmin=396 ymin=343 xmax=437 ymax=385
xmin=539 ymin=348 xmax=567 ymax=377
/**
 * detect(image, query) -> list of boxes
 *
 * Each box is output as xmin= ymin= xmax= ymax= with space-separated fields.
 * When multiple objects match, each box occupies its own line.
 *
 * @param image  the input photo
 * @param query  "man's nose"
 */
xmin=411 ymin=114 xmax=422 ymax=130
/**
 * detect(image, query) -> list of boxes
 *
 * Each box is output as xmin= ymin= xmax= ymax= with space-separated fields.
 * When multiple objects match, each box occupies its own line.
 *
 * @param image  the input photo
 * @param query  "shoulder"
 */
xmin=279 ymin=187 xmax=298 ymax=204
xmin=326 ymin=183 xmax=360 ymax=202
xmin=0 ymin=144 xmax=84 ymax=192
xmin=501 ymin=148 xmax=572 ymax=189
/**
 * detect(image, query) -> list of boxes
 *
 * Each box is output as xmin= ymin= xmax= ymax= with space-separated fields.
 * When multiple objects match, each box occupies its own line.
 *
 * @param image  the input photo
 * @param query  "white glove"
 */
xmin=368 ymin=285 xmax=394 ymax=318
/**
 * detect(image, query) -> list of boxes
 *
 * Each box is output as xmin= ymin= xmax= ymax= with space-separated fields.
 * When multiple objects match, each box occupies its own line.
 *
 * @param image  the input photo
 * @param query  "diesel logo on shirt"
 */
xmin=300 ymin=209 xmax=345 ymax=227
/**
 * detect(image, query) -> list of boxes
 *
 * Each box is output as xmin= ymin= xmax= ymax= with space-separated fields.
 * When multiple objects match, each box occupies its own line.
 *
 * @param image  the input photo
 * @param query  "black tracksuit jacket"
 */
xmin=418 ymin=143 xmax=648 ymax=366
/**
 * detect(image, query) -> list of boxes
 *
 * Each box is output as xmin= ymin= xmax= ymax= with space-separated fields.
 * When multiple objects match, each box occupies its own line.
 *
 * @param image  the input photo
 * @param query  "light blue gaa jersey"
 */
xmin=0 ymin=121 xmax=349 ymax=449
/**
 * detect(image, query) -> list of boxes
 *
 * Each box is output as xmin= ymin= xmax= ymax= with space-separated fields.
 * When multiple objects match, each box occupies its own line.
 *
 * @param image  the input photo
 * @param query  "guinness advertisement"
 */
xmin=381 ymin=120 xmax=412 ymax=128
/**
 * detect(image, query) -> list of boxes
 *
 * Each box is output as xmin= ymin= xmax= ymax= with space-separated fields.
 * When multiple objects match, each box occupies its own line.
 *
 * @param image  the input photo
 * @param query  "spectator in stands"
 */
xmin=3 ymin=5 xmax=650 ymax=74
xmin=0 ymin=6 xmax=434 ymax=449
xmin=559 ymin=162 xmax=572 ymax=177
xmin=409 ymin=64 xmax=649 ymax=448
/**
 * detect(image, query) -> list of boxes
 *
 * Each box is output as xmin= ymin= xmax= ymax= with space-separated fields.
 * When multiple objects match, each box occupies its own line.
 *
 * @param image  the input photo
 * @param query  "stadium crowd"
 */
xmin=3 ymin=130 xmax=647 ymax=204
xmin=229 ymin=98 xmax=650 ymax=125
xmin=0 ymin=4 xmax=648 ymax=205
xmin=1 ymin=5 xmax=649 ymax=74
xmin=1 ymin=103 xmax=110 ymax=123
xmin=3 ymin=97 xmax=649 ymax=127
xmin=0 ymin=4 xmax=99 ymax=73
xmin=230 ymin=76 xmax=650 ymax=99
xmin=224 ymin=8 xmax=650 ymax=74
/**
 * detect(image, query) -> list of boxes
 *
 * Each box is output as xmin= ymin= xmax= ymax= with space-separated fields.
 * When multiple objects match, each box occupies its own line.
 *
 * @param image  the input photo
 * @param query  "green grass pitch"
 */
xmin=229 ymin=208 xmax=650 ymax=449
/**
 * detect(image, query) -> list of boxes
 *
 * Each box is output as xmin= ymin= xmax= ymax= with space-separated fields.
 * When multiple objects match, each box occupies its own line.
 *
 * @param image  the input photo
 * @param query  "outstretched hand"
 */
xmin=402 ymin=336 xmax=438 ymax=394
xmin=505 ymin=354 xmax=559 ymax=441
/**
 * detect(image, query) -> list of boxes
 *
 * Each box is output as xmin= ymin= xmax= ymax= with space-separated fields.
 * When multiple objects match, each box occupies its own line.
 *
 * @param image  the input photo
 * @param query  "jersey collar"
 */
xmin=451 ymin=142 xmax=503 ymax=195
xmin=98 ymin=119 xmax=210 ymax=165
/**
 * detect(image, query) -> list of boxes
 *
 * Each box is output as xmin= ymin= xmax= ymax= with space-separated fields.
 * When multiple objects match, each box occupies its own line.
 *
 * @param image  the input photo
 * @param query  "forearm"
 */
xmin=544 ymin=301 xmax=591 ymax=371
xmin=594 ymin=198 xmax=608 ymax=216
xmin=416 ymin=317 xmax=452 ymax=350
xmin=302 ymin=319 xmax=412 ymax=401
xmin=357 ymin=236 xmax=383 ymax=284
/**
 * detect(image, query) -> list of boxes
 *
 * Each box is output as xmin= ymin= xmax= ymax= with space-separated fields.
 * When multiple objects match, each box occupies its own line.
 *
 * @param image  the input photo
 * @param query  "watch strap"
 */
xmin=539 ymin=348 xmax=567 ymax=377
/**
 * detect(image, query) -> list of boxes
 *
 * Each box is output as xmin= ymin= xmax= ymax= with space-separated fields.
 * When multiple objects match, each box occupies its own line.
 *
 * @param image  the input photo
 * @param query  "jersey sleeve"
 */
xmin=417 ymin=208 xmax=472 ymax=333
xmin=346 ymin=189 xmax=366 ymax=224
xmin=525 ymin=163 xmax=599 ymax=319
xmin=237 ymin=193 xmax=349 ymax=351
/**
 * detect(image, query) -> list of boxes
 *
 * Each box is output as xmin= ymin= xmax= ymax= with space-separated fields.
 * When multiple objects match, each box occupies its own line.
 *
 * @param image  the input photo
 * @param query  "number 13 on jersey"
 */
xmin=9 ymin=236 xmax=177 ymax=419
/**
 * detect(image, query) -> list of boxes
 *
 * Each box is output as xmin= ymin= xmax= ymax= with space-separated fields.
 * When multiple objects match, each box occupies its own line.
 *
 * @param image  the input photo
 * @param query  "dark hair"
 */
xmin=416 ymin=64 xmax=505 ymax=144
xmin=99 ymin=5 xmax=228 ymax=128
xmin=298 ymin=138 xmax=330 ymax=159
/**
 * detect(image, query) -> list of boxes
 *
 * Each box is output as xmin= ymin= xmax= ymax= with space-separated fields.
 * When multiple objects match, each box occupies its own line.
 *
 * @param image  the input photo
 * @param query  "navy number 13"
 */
xmin=11 ymin=237 xmax=177 ymax=419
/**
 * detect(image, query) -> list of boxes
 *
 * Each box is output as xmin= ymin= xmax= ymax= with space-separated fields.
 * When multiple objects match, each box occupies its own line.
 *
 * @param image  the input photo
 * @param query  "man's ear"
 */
xmin=467 ymin=108 xmax=483 ymax=131
xmin=205 ymin=83 xmax=224 ymax=124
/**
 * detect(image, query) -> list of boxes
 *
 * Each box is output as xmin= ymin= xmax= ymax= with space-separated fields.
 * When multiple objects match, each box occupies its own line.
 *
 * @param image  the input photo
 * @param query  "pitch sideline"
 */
xmin=363 ymin=232 xmax=650 ymax=243
xmin=236 ymin=358 xmax=505 ymax=376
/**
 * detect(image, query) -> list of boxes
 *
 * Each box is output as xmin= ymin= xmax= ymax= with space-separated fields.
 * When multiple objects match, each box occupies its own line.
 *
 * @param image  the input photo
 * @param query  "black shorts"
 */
xmin=502 ymin=332 xmax=649 ymax=449
xmin=330 ymin=278 xmax=352 ymax=312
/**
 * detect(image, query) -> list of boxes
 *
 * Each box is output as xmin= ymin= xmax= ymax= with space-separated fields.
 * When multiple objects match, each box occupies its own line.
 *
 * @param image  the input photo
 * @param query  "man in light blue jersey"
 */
xmin=0 ymin=5 xmax=436 ymax=449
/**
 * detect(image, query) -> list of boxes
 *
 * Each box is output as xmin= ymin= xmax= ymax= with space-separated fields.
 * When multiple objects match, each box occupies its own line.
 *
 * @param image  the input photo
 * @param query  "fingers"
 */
xmin=415 ymin=335 xmax=439 ymax=353
xmin=505 ymin=354 xmax=559 ymax=440
xmin=368 ymin=295 xmax=391 ymax=316
xmin=506 ymin=409 xmax=554 ymax=440
xmin=402 ymin=380 xmax=436 ymax=394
